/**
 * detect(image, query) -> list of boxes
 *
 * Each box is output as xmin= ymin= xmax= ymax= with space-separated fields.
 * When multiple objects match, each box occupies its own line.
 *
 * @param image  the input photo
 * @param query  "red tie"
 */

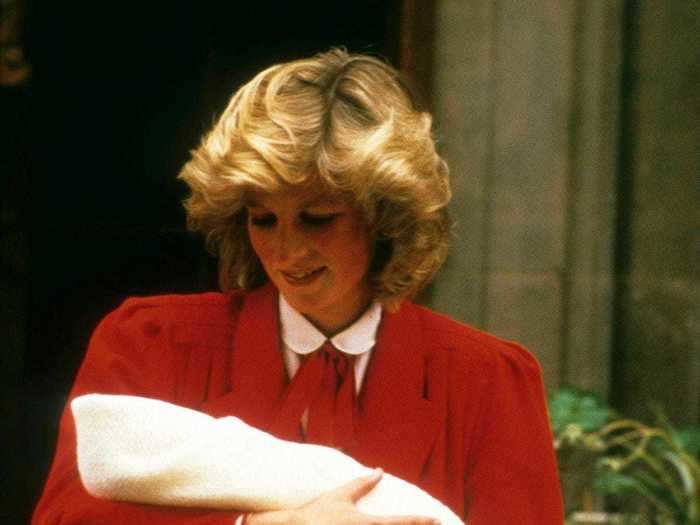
xmin=270 ymin=341 xmax=357 ymax=449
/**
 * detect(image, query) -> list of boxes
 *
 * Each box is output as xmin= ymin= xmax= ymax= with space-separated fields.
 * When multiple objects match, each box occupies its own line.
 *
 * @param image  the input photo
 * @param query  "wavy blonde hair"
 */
xmin=178 ymin=48 xmax=451 ymax=310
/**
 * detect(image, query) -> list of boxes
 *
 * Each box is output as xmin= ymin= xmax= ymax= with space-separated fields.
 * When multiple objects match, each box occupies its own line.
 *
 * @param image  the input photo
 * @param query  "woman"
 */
xmin=33 ymin=49 xmax=563 ymax=524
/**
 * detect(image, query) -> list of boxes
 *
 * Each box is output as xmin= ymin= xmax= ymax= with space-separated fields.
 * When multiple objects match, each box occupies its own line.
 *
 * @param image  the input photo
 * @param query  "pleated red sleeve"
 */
xmin=31 ymin=296 xmax=243 ymax=525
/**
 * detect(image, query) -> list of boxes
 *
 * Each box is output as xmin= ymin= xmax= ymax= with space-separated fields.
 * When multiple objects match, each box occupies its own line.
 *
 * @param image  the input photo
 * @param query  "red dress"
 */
xmin=32 ymin=283 xmax=564 ymax=524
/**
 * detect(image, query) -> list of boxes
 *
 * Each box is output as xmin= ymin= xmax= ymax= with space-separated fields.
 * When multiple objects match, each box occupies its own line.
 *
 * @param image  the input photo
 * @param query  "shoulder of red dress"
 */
xmin=403 ymin=302 xmax=542 ymax=374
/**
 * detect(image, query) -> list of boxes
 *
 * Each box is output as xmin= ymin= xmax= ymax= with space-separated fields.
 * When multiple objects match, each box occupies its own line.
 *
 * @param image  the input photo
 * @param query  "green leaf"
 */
xmin=648 ymin=433 xmax=675 ymax=456
xmin=594 ymin=470 xmax=645 ymax=495
xmin=595 ymin=463 xmax=686 ymax=521
xmin=549 ymin=386 xmax=611 ymax=434
xmin=676 ymin=426 xmax=700 ymax=457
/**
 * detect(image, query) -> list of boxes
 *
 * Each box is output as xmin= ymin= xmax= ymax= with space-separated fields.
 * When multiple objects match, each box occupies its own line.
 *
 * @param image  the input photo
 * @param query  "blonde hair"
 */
xmin=178 ymin=48 xmax=451 ymax=310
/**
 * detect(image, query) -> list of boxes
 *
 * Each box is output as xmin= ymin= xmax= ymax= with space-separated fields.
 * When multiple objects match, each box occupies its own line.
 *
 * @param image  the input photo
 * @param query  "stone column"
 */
xmin=612 ymin=0 xmax=700 ymax=424
xmin=429 ymin=0 xmax=622 ymax=393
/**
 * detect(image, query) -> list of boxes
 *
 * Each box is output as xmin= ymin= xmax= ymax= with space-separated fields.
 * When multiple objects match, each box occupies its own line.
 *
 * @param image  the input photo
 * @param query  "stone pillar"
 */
xmin=429 ymin=0 xmax=622 ymax=392
xmin=612 ymin=0 xmax=700 ymax=424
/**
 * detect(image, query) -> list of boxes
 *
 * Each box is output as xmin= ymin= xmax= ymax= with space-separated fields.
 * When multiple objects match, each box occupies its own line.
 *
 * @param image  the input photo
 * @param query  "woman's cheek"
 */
xmin=309 ymin=229 xmax=336 ymax=249
xmin=248 ymin=229 xmax=270 ymax=261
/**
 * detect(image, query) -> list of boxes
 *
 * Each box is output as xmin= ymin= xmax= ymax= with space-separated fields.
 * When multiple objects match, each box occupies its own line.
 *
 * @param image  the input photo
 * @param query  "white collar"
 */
xmin=279 ymin=294 xmax=382 ymax=356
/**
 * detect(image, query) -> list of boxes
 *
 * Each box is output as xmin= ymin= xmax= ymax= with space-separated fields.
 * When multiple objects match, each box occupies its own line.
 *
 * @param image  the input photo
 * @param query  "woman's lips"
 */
xmin=280 ymin=267 xmax=326 ymax=286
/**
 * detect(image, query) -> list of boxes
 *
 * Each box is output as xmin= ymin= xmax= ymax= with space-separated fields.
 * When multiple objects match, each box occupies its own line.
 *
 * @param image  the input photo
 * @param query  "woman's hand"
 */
xmin=246 ymin=469 xmax=440 ymax=525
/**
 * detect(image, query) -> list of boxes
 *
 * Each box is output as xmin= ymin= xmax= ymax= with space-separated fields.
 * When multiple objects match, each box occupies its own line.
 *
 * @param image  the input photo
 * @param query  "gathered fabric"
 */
xmin=271 ymin=341 xmax=356 ymax=449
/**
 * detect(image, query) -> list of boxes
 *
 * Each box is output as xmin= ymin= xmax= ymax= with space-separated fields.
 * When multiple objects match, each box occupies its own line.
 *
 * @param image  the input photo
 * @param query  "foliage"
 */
xmin=550 ymin=386 xmax=700 ymax=525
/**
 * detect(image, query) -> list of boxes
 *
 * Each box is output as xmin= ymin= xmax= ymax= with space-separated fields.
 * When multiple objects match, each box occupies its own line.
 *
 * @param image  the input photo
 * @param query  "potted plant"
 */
xmin=549 ymin=387 xmax=700 ymax=524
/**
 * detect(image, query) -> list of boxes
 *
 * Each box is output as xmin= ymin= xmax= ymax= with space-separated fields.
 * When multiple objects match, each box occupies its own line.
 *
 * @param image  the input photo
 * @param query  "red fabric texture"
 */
xmin=32 ymin=283 xmax=564 ymax=524
xmin=270 ymin=341 xmax=357 ymax=449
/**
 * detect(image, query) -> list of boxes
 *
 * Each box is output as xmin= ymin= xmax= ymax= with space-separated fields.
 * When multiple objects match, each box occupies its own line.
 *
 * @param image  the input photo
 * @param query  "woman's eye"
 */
xmin=301 ymin=212 xmax=337 ymax=227
xmin=249 ymin=214 xmax=276 ymax=228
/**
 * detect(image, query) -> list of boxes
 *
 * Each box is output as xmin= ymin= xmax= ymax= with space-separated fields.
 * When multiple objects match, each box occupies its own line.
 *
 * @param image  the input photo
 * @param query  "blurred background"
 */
xmin=2 ymin=1 xmax=698 ymax=523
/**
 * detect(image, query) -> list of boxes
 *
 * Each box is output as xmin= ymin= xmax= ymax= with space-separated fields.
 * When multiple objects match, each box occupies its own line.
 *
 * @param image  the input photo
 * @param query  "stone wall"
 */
xmin=427 ymin=0 xmax=699 ymax=424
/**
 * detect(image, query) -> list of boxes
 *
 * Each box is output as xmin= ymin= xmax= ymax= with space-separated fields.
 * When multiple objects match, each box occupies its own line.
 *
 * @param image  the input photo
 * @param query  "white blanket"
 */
xmin=72 ymin=394 xmax=464 ymax=524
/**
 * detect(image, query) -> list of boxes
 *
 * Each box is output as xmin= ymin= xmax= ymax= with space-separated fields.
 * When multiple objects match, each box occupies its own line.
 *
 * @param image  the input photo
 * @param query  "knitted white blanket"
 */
xmin=72 ymin=394 xmax=464 ymax=524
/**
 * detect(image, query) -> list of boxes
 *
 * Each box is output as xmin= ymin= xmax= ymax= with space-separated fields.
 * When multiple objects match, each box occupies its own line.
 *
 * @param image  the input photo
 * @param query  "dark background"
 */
xmin=3 ymin=2 xmax=401 ymax=522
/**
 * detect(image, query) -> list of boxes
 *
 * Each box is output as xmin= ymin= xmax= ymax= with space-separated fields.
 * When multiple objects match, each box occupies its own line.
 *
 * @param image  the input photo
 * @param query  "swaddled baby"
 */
xmin=72 ymin=394 xmax=464 ymax=524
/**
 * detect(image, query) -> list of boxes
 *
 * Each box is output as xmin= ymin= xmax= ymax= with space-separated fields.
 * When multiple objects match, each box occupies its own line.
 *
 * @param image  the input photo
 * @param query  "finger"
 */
xmin=335 ymin=468 xmax=384 ymax=502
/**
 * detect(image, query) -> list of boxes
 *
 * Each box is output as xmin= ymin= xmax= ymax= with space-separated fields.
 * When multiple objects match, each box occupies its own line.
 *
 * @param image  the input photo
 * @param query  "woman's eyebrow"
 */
xmin=243 ymin=196 xmax=264 ymax=208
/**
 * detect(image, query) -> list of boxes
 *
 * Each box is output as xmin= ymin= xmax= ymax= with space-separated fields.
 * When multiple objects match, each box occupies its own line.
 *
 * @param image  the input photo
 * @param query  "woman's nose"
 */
xmin=275 ymin=226 xmax=308 ymax=262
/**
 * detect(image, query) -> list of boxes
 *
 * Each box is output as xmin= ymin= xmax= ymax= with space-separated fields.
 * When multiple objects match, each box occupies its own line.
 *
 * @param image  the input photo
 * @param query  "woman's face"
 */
xmin=246 ymin=187 xmax=374 ymax=335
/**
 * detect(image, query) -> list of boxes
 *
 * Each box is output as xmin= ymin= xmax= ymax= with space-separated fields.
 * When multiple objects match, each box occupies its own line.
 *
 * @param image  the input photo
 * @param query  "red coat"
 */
xmin=32 ymin=283 xmax=564 ymax=524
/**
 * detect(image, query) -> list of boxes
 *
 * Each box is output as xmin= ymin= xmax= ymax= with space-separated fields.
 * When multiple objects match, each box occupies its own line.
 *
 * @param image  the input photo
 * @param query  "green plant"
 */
xmin=550 ymin=387 xmax=700 ymax=524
